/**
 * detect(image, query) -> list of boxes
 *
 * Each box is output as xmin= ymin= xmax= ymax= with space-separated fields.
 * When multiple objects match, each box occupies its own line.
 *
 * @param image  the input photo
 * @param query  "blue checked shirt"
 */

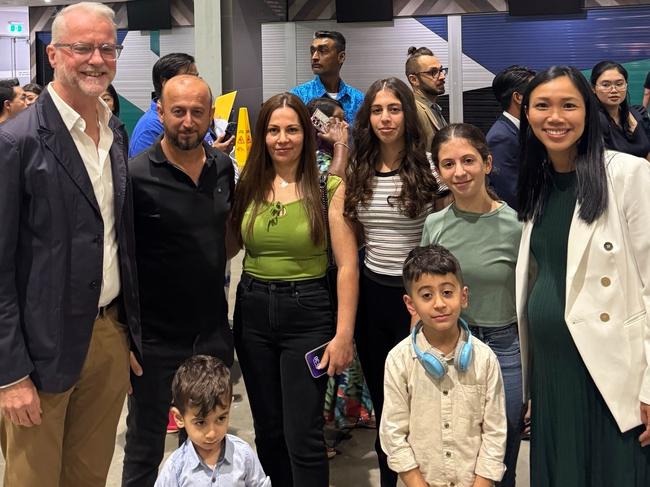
xmin=291 ymin=76 xmax=364 ymax=125
xmin=154 ymin=435 xmax=271 ymax=487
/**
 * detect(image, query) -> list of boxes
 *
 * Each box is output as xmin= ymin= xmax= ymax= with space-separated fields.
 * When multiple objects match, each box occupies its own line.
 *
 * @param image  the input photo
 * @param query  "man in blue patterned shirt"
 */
xmin=291 ymin=30 xmax=364 ymax=125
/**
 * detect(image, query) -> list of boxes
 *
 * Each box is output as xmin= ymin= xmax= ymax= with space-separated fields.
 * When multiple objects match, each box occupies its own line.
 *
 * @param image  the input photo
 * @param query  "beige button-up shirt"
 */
xmin=48 ymin=84 xmax=120 ymax=307
xmin=380 ymin=328 xmax=507 ymax=487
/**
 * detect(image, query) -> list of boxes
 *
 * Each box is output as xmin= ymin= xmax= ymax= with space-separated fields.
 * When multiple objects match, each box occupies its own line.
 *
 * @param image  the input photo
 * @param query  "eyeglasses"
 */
xmin=415 ymin=67 xmax=448 ymax=79
xmin=53 ymin=42 xmax=123 ymax=61
xmin=596 ymin=81 xmax=627 ymax=91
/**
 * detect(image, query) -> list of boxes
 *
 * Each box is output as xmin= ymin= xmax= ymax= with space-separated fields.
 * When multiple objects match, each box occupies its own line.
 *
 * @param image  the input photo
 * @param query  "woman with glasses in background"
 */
xmin=590 ymin=61 xmax=650 ymax=161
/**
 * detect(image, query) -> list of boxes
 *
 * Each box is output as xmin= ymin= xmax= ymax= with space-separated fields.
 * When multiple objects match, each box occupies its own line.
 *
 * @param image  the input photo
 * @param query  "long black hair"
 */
xmin=517 ymin=65 xmax=607 ymax=224
xmin=590 ymin=60 xmax=633 ymax=140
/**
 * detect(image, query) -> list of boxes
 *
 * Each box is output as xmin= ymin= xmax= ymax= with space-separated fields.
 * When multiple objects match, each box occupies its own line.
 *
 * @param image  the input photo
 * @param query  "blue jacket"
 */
xmin=0 ymin=90 xmax=141 ymax=392
xmin=486 ymin=114 xmax=520 ymax=210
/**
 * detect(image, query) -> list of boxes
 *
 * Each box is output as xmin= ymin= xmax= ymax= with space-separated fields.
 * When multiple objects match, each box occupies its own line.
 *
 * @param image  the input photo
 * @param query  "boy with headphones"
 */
xmin=379 ymin=244 xmax=507 ymax=487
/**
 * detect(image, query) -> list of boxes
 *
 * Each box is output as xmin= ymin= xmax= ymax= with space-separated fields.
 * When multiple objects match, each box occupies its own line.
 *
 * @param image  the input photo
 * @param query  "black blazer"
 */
xmin=486 ymin=114 xmax=520 ymax=210
xmin=0 ymin=90 xmax=141 ymax=393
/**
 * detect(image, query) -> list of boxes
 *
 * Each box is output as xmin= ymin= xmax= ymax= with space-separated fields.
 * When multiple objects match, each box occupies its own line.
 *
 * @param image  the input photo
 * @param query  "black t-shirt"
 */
xmin=129 ymin=139 xmax=235 ymax=345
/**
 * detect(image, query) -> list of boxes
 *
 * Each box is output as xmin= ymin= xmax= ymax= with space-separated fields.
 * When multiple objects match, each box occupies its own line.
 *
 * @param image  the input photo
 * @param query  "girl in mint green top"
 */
xmin=228 ymin=93 xmax=358 ymax=487
xmin=421 ymin=123 xmax=522 ymax=487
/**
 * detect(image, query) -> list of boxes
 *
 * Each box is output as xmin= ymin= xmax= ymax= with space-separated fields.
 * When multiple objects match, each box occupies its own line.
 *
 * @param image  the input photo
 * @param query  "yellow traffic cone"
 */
xmin=235 ymin=107 xmax=252 ymax=169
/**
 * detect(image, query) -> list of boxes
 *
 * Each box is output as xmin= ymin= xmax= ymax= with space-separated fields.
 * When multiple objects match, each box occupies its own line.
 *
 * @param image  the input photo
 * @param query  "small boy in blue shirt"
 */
xmin=155 ymin=355 xmax=271 ymax=487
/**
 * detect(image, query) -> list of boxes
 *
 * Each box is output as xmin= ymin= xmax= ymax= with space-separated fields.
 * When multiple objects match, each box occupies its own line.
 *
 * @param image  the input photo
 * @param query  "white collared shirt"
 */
xmin=502 ymin=111 xmax=520 ymax=130
xmin=48 ymin=83 xmax=120 ymax=307
xmin=380 ymin=328 xmax=507 ymax=487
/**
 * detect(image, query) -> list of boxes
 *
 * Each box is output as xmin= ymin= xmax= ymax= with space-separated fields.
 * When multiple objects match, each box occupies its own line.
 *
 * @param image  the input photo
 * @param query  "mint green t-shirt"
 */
xmin=242 ymin=176 xmax=342 ymax=280
xmin=420 ymin=203 xmax=522 ymax=327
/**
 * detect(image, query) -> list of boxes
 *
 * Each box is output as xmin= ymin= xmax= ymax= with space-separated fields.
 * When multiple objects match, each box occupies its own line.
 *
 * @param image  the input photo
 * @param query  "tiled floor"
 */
xmin=1 ymin=253 xmax=530 ymax=486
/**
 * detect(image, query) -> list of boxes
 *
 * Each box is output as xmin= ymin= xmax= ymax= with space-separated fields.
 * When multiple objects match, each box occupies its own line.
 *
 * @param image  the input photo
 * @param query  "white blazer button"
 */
xmin=600 ymin=313 xmax=610 ymax=322
xmin=600 ymin=277 xmax=611 ymax=287
xmin=604 ymin=242 xmax=613 ymax=251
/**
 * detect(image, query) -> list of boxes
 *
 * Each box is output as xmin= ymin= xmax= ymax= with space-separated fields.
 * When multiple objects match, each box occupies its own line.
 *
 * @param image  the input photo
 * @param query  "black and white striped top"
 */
xmin=357 ymin=168 xmax=433 ymax=277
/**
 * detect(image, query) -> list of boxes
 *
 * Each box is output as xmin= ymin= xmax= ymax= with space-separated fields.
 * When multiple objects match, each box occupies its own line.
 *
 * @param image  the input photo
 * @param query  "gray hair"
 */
xmin=51 ymin=2 xmax=116 ymax=43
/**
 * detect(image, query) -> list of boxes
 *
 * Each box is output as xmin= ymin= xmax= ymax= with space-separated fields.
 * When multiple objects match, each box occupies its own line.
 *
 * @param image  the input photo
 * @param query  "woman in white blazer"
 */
xmin=515 ymin=66 xmax=650 ymax=487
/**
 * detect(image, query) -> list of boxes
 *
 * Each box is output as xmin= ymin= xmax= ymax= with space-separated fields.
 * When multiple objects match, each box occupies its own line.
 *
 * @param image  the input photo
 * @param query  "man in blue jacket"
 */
xmin=0 ymin=3 xmax=141 ymax=486
xmin=486 ymin=65 xmax=535 ymax=210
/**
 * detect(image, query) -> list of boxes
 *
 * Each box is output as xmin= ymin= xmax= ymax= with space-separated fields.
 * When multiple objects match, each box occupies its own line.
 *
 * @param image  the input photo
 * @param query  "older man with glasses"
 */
xmin=405 ymin=46 xmax=449 ymax=150
xmin=0 ymin=3 xmax=141 ymax=487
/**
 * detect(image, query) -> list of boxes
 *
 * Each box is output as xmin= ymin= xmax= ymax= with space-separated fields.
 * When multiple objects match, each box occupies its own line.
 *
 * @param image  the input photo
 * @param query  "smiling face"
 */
xmin=525 ymin=75 xmax=586 ymax=168
xmin=158 ymin=75 xmax=212 ymax=151
xmin=370 ymin=89 xmax=405 ymax=146
xmin=172 ymin=404 xmax=230 ymax=465
xmin=593 ymin=68 xmax=627 ymax=110
xmin=437 ymin=137 xmax=492 ymax=204
xmin=47 ymin=10 xmax=117 ymax=101
xmin=404 ymin=272 xmax=468 ymax=341
xmin=265 ymin=106 xmax=305 ymax=169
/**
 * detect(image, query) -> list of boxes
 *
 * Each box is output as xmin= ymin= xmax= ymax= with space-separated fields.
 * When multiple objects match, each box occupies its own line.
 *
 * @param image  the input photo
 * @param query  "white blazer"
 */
xmin=515 ymin=151 xmax=650 ymax=433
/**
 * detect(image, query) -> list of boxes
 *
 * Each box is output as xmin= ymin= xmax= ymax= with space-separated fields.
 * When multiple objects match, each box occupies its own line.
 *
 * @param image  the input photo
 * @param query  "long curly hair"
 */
xmin=344 ymin=77 xmax=438 ymax=222
xmin=229 ymin=93 xmax=325 ymax=246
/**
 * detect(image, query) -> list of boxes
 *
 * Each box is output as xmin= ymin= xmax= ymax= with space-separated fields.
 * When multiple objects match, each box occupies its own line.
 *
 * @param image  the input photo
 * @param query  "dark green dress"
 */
xmin=527 ymin=170 xmax=650 ymax=487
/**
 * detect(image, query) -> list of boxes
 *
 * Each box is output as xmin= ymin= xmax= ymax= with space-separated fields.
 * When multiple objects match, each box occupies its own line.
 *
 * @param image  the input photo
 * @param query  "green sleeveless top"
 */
xmin=241 ymin=175 xmax=342 ymax=280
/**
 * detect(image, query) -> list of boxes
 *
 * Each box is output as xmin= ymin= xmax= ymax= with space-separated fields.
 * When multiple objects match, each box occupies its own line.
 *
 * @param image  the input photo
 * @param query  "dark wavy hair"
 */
xmin=431 ymin=123 xmax=499 ymax=201
xmin=590 ymin=60 xmax=633 ymax=140
xmin=518 ymin=66 xmax=607 ymax=224
xmin=345 ymin=77 xmax=438 ymax=222
xmin=172 ymin=355 xmax=232 ymax=417
xmin=229 ymin=92 xmax=324 ymax=246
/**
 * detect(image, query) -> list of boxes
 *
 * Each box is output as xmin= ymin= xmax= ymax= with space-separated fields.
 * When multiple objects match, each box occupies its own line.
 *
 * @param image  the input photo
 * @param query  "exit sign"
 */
xmin=8 ymin=22 xmax=24 ymax=34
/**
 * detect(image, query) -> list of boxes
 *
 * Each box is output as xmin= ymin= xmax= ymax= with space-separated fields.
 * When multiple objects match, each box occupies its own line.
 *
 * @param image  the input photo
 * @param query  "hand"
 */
xmin=212 ymin=133 xmax=235 ymax=154
xmin=318 ymin=119 xmax=349 ymax=146
xmin=128 ymin=351 xmax=143 ymax=395
xmin=0 ymin=377 xmax=41 ymax=427
xmin=318 ymin=334 xmax=354 ymax=376
xmin=639 ymin=402 xmax=650 ymax=447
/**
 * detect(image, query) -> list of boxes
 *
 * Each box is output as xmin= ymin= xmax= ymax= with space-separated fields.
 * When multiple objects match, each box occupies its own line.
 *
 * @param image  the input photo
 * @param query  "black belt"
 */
xmin=240 ymin=273 xmax=326 ymax=290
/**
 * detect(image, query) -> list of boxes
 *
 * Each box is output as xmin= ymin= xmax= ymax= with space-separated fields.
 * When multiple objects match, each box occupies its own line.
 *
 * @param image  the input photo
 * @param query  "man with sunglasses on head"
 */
xmin=0 ymin=4 xmax=141 ymax=487
xmin=405 ymin=47 xmax=448 ymax=150
xmin=291 ymin=30 xmax=364 ymax=125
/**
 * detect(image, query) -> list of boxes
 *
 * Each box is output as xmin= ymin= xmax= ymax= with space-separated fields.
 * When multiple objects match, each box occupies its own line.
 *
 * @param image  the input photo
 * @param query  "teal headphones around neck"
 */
xmin=411 ymin=317 xmax=473 ymax=379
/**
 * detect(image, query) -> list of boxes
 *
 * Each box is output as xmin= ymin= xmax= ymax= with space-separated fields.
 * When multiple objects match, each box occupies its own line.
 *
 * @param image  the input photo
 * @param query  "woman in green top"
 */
xmin=421 ymin=123 xmax=523 ymax=487
xmin=516 ymin=66 xmax=650 ymax=487
xmin=228 ymin=93 xmax=358 ymax=487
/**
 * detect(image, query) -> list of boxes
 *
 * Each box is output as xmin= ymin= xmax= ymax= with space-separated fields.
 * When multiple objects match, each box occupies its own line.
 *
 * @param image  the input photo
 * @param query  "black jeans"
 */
xmin=121 ymin=329 xmax=233 ymax=487
xmin=355 ymin=271 xmax=411 ymax=487
xmin=234 ymin=273 xmax=335 ymax=487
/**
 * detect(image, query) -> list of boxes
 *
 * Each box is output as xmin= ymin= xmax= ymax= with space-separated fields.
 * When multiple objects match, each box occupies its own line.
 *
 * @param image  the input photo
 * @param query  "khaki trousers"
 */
xmin=0 ymin=306 xmax=130 ymax=487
